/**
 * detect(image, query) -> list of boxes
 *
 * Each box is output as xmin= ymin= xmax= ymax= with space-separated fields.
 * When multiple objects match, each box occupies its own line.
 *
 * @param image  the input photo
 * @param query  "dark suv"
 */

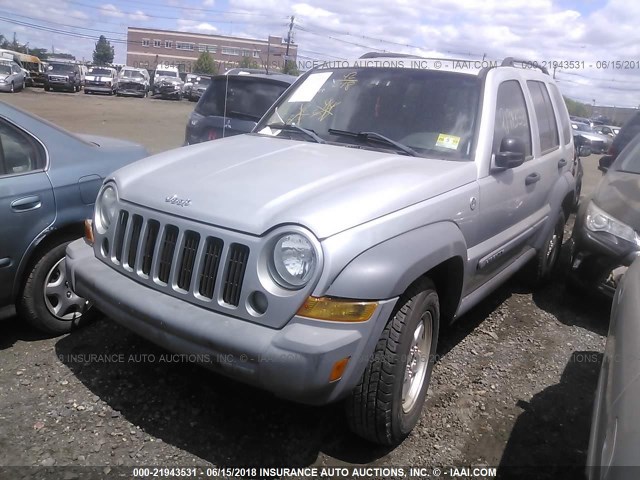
xmin=184 ymin=73 xmax=295 ymax=144
xmin=44 ymin=62 xmax=82 ymax=93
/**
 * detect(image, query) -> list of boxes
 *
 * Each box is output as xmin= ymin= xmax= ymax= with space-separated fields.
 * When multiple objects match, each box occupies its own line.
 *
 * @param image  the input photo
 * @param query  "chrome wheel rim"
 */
xmin=546 ymin=230 xmax=560 ymax=267
xmin=43 ymin=257 xmax=91 ymax=321
xmin=402 ymin=312 xmax=432 ymax=413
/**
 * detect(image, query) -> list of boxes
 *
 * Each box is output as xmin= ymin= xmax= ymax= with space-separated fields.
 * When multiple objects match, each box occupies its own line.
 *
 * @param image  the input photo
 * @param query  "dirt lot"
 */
xmin=0 ymin=88 xmax=611 ymax=479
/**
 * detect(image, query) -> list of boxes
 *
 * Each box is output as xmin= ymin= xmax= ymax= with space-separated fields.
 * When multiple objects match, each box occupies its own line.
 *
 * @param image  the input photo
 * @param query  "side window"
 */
xmin=12 ymin=64 xmax=19 ymax=74
xmin=0 ymin=120 xmax=44 ymax=176
xmin=493 ymin=80 xmax=532 ymax=158
xmin=527 ymin=81 xmax=560 ymax=152
xmin=547 ymin=83 xmax=571 ymax=146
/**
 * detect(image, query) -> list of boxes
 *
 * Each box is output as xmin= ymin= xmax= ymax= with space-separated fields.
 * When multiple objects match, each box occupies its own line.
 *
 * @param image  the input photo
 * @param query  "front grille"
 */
xmin=119 ymin=82 xmax=144 ymax=91
xmin=110 ymin=209 xmax=249 ymax=307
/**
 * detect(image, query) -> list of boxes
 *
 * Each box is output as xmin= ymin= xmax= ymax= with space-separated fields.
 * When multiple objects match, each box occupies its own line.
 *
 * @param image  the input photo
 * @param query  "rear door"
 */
xmin=0 ymin=118 xmax=54 ymax=305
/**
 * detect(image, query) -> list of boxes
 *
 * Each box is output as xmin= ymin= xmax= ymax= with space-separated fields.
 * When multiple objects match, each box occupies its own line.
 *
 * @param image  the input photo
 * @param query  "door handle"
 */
xmin=525 ymin=173 xmax=541 ymax=186
xmin=558 ymin=158 xmax=567 ymax=168
xmin=11 ymin=195 xmax=42 ymax=212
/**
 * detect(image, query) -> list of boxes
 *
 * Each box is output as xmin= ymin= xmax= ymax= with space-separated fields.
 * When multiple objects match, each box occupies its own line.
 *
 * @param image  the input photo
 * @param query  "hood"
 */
xmin=112 ymin=135 xmax=477 ymax=239
xmin=578 ymin=131 xmax=610 ymax=142
xmin=593 ymin=170 xmax=640 ymax=229
xmin=76 ymin=134 xmax=148 ymax=152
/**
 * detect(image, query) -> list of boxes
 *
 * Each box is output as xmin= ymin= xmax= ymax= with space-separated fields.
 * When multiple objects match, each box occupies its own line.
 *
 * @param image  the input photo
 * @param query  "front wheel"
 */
xmin=9 ymin=81 xmax=14 ymax=93
xmin=346 ymin=278 xmax=440 ymax=445
xmin=17 ymin=241 xmax=96 ymax=335
xmin=528 ymin=210 xmax=566 ymax=286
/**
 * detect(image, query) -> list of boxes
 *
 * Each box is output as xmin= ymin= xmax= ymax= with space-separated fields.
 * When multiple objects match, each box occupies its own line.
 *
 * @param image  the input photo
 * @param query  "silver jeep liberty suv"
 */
xmin=66 ymin=55 xmax=576 ymax=445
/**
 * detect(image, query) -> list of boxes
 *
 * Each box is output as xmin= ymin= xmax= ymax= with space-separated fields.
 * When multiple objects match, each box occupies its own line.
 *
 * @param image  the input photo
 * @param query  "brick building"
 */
xmin=126 ymin=27 xmax=297 ymax=74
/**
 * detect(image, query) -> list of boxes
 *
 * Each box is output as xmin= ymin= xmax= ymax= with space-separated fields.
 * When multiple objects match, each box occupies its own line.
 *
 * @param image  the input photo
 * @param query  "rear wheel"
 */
xmin=346 ymin=278 xmax=440 ymax=445
xmin=44 ymin=85 xmax=50 ymax=92
xmin=18 ymin=240 xmax=96 ymax=335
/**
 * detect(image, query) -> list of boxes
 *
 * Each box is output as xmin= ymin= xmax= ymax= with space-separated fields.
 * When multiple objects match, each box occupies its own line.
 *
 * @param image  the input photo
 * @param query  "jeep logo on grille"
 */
xmin=165 ymin=194 xmax=192 ymax=207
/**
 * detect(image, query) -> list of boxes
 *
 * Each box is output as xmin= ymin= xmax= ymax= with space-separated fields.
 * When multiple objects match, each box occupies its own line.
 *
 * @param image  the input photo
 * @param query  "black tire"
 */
xmin=528 ymin=210 xmax=566 ymax=286
xmin=9 ymin=81 xmax=14 ymax=93
xmin=346 ymin=278 xmax=440 ymax=445
xmin=572 ymin=177 xmax=582 ymax=212
xmin=44 ymin=85 xmax=50 ymax=92
xmin=17 ymin=240 xmax=97 ymax=335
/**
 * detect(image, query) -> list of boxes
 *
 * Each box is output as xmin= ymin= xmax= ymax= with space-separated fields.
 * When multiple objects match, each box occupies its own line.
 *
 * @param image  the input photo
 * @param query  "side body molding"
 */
xmin=325 ymin=221 xmax=467 ymax=301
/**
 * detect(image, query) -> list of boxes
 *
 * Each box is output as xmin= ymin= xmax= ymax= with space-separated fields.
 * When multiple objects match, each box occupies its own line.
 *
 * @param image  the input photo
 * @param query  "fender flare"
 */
xmin=325 ymin=221 xmax=467 ymax=301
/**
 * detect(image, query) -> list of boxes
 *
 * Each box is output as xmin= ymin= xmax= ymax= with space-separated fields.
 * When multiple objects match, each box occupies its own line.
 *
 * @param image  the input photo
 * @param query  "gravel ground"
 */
xmin=0 ymin=89 xmax=611 ymax=479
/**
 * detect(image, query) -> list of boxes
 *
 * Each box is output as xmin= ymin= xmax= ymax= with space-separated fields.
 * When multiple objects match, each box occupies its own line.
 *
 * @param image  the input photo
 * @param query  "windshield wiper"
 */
xmin=266 ymin=123 xmax=325 ymax=144
xmin=328 ymin=129 xmax=418 ymax=156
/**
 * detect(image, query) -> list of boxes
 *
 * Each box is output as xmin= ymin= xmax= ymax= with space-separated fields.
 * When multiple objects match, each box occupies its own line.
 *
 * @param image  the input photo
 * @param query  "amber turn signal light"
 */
xmin=296 ymin=296 xmax=377 ymax=322
xmin=330 ymin=357 xmax=351 ymax=382
xmin=84 ymin=219 xmax=94 ymax=245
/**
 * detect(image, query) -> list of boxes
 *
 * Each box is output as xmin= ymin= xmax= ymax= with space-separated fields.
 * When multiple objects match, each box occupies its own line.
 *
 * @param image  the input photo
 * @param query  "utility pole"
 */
xmin=284 ymin=15 xmax=294 ymax=72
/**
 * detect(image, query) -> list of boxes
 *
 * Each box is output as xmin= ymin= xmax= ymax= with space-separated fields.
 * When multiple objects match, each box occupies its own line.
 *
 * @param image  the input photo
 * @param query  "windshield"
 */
xmin=0 ymin=65 xmax=11 ymax=75
xmin=49 ymin=63 xmax=74 ymax=73
xmin=195 ymin=77 xmax=211 ymax=86
xmin=257 ymin=68 xmax=480 ymax=159
xmin=121 ymin=70 xmax=145 ymax=79
xmin=195 ymin=76 xmax=289 ymax=121
xmin=89 ymin=68 xmax=112 ymax=75
xmin=156 ymin=70 xmax=178 ymax=78
xmin=614 ymin=136 xmax=640 ymax=174
xmin=573 ymin=123 xmax=592 ymax=132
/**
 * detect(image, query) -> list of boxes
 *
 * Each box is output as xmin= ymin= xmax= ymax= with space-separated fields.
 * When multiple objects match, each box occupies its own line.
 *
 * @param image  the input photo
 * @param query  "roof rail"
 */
xmin=359 ymin=52 xmax=420 ymax=59
xmin=501 ymin=57 xmax=549 ymax=75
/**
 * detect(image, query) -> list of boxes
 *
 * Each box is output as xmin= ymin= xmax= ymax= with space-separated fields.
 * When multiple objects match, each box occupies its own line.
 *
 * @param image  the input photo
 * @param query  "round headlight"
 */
xmin=95 ymin=184 xmax=118 ymax=233
xmin=272 ymin=233 xmax=316 ymax=288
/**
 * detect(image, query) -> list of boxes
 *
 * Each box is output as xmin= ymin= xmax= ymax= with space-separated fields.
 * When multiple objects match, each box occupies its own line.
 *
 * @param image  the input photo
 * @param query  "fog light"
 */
xmin=330 ymin=357 xmax=350 ymax=382
xmin=84 ymin=219 xmax=94 ymax=245
xmin=296 ymin=297 xmax=377 ymax=322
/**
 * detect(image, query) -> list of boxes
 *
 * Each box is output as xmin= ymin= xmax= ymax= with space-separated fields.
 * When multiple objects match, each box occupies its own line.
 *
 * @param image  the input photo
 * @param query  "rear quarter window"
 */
xmin=527 ymin=80 xmax=560 ymax=153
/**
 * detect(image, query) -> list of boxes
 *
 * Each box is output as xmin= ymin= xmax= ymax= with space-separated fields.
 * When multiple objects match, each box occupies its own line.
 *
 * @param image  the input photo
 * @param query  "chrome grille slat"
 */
xmin=176 ymin=231 xmax=200 ymax=291
xmin=157 ymin=225 xmax=179 ymax=284
xmin=141 ymin=220 xmax=160 ymax=276
xmin=198 ymin=237 xmax=224 ymax=299
xmin=126 ymin=215 xmax=143 ymax=270
xmin=114 ymin=210 xmax=129 ymax=263
xmin=223 ymin=244 xmax=249 ymax=307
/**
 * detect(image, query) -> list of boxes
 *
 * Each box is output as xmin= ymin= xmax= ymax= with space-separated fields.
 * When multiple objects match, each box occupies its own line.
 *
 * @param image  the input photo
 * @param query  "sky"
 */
xmin=0 ymin=0 xmax=639 ymax=108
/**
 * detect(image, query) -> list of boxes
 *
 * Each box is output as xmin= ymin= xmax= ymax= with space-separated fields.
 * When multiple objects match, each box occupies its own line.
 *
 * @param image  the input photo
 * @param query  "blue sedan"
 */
xmin=0 ymin=101 xmax=149 ymax=334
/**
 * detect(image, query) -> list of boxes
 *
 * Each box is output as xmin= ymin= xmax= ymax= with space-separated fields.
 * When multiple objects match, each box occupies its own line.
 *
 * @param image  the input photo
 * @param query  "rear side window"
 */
xmin=0 ymin=119 xmax=45 ymax=176
xmin=493 ymin=80 xmax=532 ymax=157
xmin=527 ymin=81 xmax=560 ymax=152
xmin=547 ymin=83 xmax=571 ymax=146
xmin=196 ymin=77 xmax=289 ymax=121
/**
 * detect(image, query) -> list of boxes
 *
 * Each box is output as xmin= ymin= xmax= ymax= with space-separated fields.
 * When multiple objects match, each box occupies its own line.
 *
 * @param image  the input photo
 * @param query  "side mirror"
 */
xmin=598 ymin=155 xmax=614 ymax=173
xmin=494 ymin=137 xmax=526 ymax=169
xmin=578 ymin=145 xmax=591 ymax=157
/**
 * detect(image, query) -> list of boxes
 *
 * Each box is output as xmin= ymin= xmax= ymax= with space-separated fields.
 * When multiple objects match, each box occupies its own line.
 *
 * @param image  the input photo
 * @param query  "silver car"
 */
xmin=66 ymin=56 xmax=576 ymax=445
xmin=0 ymin=60 xmax=26 ymax=93
xmin=587 ymin=257 xmax=640 ymax=479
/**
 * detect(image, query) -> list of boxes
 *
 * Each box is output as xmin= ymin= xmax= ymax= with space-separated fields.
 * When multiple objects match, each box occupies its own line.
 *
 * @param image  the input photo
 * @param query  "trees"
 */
xmin=281 ymin=60 xmax=299 ymax=76
xmin=193 ymin=51 xmax=217 ymax=74
xmin=93 ymin=35 xmax=114 ymax=65
xmin=564 ymin=96 xmax=590 ymax=118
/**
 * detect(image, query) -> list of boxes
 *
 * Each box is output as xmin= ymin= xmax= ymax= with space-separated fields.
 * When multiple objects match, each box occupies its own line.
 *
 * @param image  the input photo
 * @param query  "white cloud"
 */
xmin=99 ymin=4 xmax=124 ymax=18
xmin=129 ymin=10 xmax=149 ymax=21
xmin=177 ymin=20 xmax=219 ymax=34
xmin=203 ymin=0 xmax=215 ymax=6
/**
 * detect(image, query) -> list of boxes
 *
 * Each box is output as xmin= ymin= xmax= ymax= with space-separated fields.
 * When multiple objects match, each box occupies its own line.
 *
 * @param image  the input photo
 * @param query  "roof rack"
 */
xmin=501 ymin=57 xmax=549 ymax=75
xmin=359 ymin=52 xmax=420 ymax=59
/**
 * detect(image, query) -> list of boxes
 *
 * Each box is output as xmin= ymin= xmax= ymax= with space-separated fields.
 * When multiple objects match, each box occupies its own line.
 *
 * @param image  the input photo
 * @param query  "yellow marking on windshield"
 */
xmin=313 ymin=98 xmax=341 ymax=121
xmin=339 ymin=72 xmax=358 ymax=91
xmin=288 ymin=104 xmax=309 ymax=125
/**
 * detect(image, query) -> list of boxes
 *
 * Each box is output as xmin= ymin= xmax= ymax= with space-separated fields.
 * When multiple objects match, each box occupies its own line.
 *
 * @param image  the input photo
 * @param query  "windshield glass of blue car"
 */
xmin=256 ymin=68 xmax=481 ymax=159
xmin=195 ymin=76 xmax=290 ymax=121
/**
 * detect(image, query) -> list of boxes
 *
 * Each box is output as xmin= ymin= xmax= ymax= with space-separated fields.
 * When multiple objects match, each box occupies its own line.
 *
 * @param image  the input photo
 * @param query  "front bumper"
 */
xmin=85 ymin=84 xmax=114 ymax=93
xmin=568 ymin=233 xmax=640 ymax=297
xmin=66 ymin=239 xmax=397 ymax=405
xmin=0 ymin=82 xmax=14 ymax=91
